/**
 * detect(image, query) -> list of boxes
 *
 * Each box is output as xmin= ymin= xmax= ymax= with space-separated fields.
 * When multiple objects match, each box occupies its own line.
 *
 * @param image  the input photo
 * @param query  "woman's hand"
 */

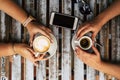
xmin=14 ymin=43 xmax=45 ymax=66
xmin=26 ymin=21 xmax=52 ymax=45
xmin=76 ymin=18 xmax=103 ymax=41
xmin=75 ymin=46 xmax=102 ymax=70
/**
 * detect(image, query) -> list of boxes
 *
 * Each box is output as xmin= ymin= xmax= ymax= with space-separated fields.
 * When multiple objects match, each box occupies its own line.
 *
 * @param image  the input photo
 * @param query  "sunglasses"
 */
xmin=76 ymin=0 xmax=92 ymax=15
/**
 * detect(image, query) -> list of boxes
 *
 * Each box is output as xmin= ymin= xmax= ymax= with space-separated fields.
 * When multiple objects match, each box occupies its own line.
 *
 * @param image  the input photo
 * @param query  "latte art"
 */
xmin=33 ymin=36 xmax=50 ymax=53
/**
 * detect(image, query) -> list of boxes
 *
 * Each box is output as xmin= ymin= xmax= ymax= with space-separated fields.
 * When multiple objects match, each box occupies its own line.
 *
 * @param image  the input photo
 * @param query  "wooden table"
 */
xmin=0 ymin=0 xmax=120 ymax=80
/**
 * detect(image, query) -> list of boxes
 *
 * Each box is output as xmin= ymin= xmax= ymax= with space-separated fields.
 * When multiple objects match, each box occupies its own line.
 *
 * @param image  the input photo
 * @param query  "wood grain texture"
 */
xmin=74 ymin=3 xmax=84 ymax=80
xmin=49 ymin=0 xmax=59 ymax=80
xmin=0 ymin=0 xmax=120 ymax=80
xmin=0 ymin=11 xmax=10 ymax=80
xmin=24 ymin=0 xmax=35 ymax=80
xmin=86 ymin=0 xmax=96 ymax=80
xmin=36 ymin=0 xmax=47 ymax=80
xmin=98 ymin=0 xmax=107 ymax=80
xmin=11 ymin=0 xmax=22 ymax=80
xmin=61 ymin=0 xmax=72 ymax=80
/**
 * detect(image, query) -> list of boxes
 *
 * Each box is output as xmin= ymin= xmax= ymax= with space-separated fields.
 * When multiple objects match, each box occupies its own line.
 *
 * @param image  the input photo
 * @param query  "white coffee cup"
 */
xmin=33 ymin=35 xmax=50 ymax=54
xmin=78 ymin=36 xmax=93 ymax=50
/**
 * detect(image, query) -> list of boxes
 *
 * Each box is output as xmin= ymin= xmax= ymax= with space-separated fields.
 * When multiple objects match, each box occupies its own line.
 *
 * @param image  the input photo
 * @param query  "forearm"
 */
xmin=95 ymin=0 xmax=120 ymax=27
xmin=0 ymin=43 xmax=15 ymax=57
xmin=0 ymin=0 xmax=27 ymax=24
xmin=98 ymin=62 xmax=120 ymax=79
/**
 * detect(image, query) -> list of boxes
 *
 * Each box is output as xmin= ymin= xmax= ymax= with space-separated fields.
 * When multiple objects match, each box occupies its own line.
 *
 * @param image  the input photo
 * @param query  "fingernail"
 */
xmin=75 ymin=47 xmax=79 ymax=50
xmin=74 ymin=49 xmax=77 ymax=53
xmin=35 ymin=64 xmax=38 ymax=67
xmin=75 ymin=34 xmax=78 ymax=38
xmin=74 ymin=49 xmax=78 ymax=55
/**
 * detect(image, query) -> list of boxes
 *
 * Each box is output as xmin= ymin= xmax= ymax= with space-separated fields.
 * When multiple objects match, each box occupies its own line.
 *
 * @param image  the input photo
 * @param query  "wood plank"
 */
xmin=99 ymin=0 xmax=107 ymax=80
xmin=49 ymin=0 xmax=59 ymax=80
xmin=111 ymin=18 xmax=117 ymax=61
xmin=0 ymin=11 xmax=10 ymax=80
xmin=24 ymin=0 xmax=35 ymax=80
xmin=36 ymin=0 xmax=47 ymax=80
xmin=108 ymin=0 xmax=117 ymax=79
xmin=11 ymin=18 xmax=22 ymax=80
xmin=112 ymin=16 xmax=120 ymax=80
xmin=74 ymin=3 xmax=84 ymax=80
xmin=116 ymin=17 xmax=120 ymax=61
xmin=115 ymin=16 xmax=120 ymax=80
xmin=11 ymin=0 xmax=22 ymax=80
xmin=0 ymin=11 xmax=2 ymax=79
xmin=11 ymin=55 xmax=21 ymax=80
xmin=61 ymin=0 xmax=72 ymax=80
xmin=87 ymin=0 xmax=96 ymax=80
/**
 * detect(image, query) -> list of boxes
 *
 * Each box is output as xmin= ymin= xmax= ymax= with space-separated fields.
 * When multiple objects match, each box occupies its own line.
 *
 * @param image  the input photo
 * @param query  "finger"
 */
xmin=33 ymin=61 xmax=39 ymax=67
xmin=75 ymin=46 xmax=82 ymax=56
xmin=40 ymin=54 xmax=46 ymax=59
xmin=29 ymin=34 xmax=34 ymax=47
xmin=46 ymin=28 xmax=52 ymax=33
xmin=75 ymin=47 xmax=84 ymax=60
xmin=35 ymin=54 xmax=46 ymax=61
xmin=27 ymin=47 xmax=36 ymax=56
xmin=41 ymin=26 xmax=52 ymax=33
xmin=40 ymin=29 xmax=53 ymax=43
xmin=75 ymin=46 xmax=92 ymax=58
xmin=92 ymin=33 xmax=97 ymax=41
xmin=77 ymin=28 xmax=92 ymax=39
xmin=76 ymin=25 xmax=86 ymax=38
xmin=92 ymin=46 xmax=99 ymax=56
xmin=9 ymin=56 xmax=14 ymax=62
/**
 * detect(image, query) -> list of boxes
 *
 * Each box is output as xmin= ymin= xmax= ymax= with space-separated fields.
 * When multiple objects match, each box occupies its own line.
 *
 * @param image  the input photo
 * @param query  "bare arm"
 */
xmin=0 ymin=43 xmax=15 ymax=56
xmin=0 ymin=0 xmax=27 ymax=24
xmin=0 ymin=0 xmax=52 ymax=44
xmin=0 ymin=43 xmax=45 ymax=66
xmin=75 ymin=46 xmax=120 ymax=79
xmin=96 ymin=0 xmax=120 ymax=27
xmin=99 ymin=62 xmax=120 ymax=79
xmin=76 ymin=0 xmax=120 ymax=40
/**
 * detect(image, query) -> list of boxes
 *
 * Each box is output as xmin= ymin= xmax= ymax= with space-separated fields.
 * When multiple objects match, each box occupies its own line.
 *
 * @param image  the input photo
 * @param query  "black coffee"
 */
xmin=80 ymin=38 xmax=90 ymax=48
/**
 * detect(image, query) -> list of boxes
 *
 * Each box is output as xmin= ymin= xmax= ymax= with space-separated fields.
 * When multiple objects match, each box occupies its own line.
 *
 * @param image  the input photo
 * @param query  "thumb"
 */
xmin=29 ymin=34 xmax=34 ymax=47
xmin=92 ymin=46 xmax=100 ymax=56
xmin=92 ymin=33 xmax=96 ymax=42
xmin=33 ymin=61 xmax=39 ymax=67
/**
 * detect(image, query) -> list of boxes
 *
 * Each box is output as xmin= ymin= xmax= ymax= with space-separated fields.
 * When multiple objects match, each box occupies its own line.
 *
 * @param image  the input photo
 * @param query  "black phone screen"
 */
xmin=53 ymin=13 xmax=75 ymax=28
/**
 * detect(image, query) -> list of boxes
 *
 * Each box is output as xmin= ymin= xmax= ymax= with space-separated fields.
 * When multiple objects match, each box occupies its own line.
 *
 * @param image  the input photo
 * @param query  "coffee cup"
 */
xmin=33 ymin=35 xmax=50 ymax=55
xmin=78 ymin=36 xmax=93 ymax=50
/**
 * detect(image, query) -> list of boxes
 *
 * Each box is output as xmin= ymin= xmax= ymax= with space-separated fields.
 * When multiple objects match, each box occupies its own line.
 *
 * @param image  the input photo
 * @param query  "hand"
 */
xmin=14 ymin=43 xmax=45 ymax=66
xmin=76 ymin=18 xmax=103 ymax=41
xmin=75 ymin=46 xmax=102 ymax=70
xmin=26 ymin=21 xmax=52 ymax=46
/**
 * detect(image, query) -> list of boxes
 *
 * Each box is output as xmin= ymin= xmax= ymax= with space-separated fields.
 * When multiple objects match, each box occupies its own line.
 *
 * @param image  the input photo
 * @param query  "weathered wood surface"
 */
xmin=49 ymin=0 xmax=59 ymax=80
xmin=0 ymin=0 xmax=120 ymax=80
xmin=74 ymin=3 xmax=84 ymax=80
xmin=36 ymin=0 xmax=47 ymax=80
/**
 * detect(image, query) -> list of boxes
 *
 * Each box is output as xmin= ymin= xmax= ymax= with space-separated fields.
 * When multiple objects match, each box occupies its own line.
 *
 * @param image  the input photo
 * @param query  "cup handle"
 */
xmin=94 ymin=42 xmax=103 ymax=48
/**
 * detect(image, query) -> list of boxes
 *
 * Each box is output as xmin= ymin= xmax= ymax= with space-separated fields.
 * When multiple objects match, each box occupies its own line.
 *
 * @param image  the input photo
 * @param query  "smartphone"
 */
xmin=49 ymin=12 xmax=79 ymax=30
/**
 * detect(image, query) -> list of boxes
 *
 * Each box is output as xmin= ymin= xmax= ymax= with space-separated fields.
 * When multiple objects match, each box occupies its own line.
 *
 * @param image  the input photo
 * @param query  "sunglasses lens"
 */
xmin=79 ymin=1 xmax=92 ymax=15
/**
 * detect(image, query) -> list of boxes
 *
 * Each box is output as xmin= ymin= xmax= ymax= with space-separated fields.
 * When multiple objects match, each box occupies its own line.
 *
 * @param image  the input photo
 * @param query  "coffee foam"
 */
xmin=33 ymin=36 xmax=50 ymax=53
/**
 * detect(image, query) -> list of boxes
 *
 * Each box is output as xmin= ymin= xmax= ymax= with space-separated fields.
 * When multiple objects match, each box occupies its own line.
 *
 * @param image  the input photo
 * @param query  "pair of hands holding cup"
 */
xmin=18 ymin=21 xmax=53 ymax=66
xmin=75 ymin=19 xmax=103 ymax=70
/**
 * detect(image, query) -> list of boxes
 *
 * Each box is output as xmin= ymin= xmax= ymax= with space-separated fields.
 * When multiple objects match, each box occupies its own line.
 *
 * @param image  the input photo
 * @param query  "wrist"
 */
xmin=95 ymin=11 xmax=111 ymax=28
xmin=12 ymin=43 xmax=16 ymax=54
xmin=94 ymin=15 xmax=106 ymax=29
xmin=22 ymin=15 xmax=36 ymax=27
xmin=13 ymin=43 xmax=19 ymax=54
